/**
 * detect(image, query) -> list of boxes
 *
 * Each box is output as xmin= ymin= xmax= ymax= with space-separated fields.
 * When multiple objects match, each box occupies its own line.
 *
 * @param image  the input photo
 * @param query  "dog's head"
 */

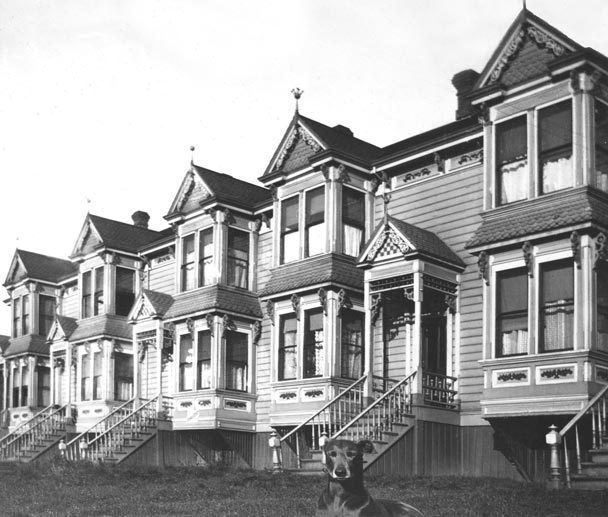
xmin=322 ymin=438 xmax=375 ymax=479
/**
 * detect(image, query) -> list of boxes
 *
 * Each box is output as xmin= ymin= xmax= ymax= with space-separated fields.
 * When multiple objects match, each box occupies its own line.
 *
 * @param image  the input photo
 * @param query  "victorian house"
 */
xmin=2 ymin=8 xmax=608 ymax=486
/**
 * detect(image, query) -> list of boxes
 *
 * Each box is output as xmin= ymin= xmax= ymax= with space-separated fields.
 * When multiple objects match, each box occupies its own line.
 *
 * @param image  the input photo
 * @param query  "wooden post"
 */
xmin=363 ymin=277 xmax=373 ymax=401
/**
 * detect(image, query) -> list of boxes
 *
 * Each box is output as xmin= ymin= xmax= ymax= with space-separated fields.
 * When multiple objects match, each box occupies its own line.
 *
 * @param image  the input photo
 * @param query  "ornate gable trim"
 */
xmin=128 ymin=292 xmax=157 ymax=322
xmin=167 ymin=170 xmax=213 ymax=216
xmin=48 ymin=318 xmax=66 ymax=343
xmin=3 ymin=252 xmax=27 ymax=287
xmin=71 ymin=216 xmax=104 ymax=258
xmin=271 ymin=123 xmax=325 ymax=173
xmin=359 ymin=222 xmax=415 ymax=264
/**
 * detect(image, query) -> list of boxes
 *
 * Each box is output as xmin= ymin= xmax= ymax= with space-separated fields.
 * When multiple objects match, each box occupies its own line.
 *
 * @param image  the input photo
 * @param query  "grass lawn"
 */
xmin=1 ymin=462 xmax=608 ymax=516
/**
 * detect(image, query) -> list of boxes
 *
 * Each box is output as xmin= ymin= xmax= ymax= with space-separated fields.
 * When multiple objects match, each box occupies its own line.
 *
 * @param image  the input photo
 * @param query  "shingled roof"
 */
xmin=5 ymin=249 xmax=77 ymax=286
xmin=55 ymin=315 xmax=78 ymax=339
xmin=4 ymin=334 xmax=49 ymax=357
xmin=143 ymin=289 xmax=174 ymax=317
xmin=466 ymin=187 xmax=608 ymax=250
xmin=164 ymin=285 xmax=262 ymax=320
xmin=69 ymin=314 xmax=132 ymax=343
xmin=88 ymin=214 xmax=166 ymax=254
xmin=259 ymin=254 xmax=363 ymax=298
xmin=0 ymin=335 xmax=10 ymax=355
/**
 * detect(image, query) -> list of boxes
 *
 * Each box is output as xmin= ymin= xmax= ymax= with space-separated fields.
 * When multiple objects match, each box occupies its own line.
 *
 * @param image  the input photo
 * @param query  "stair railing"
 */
xmin=280 ymin=375 xmax=367 ymax=468
xmin=422 ymin=371 xmax=458 ymax=409
xmin=65 ymin=398 xmax=135 ymax=460
xmin=0 ymin=404 xmax=55 ymax=449
xmin=0 ymin=404 xmax=71 ymax=461
xmin=77 ymin=396 xmax=159 ymax=463
xmin=334 ymin=370 xmax=416 ymax=442
xmin=558 ymin=384 xmax=608 ymax=487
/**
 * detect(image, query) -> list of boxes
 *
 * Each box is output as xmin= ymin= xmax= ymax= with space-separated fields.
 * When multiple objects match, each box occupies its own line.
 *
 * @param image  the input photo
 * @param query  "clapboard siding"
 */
xmin=256 ymin=231 xmax=273 ymax=292
xmin=62 ymin=288 xmax=79 ymax=319
xmin=148 ymin=259 xmax=175 ymax=295
xmin=139 ymin=346 xmax=158 ymax=399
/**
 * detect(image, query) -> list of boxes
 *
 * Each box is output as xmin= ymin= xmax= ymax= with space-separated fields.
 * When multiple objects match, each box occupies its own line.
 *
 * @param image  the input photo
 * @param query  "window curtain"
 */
xmin=304 ymin=311 xmax=324 ymax=378
xmin=279 ymin=316 xmax=297 ymax=380
xmin=225 ymin=331 xmax=248 ymax=391
xmin=541 ymin=261 xmax=574 ymax=352
xmin=342 ymin=188 xmax=365 ymax=256
xmin=341 ymin=311 xmax=364 ymax=379
xmin=343 ymin=225 xmax=363 ymax=257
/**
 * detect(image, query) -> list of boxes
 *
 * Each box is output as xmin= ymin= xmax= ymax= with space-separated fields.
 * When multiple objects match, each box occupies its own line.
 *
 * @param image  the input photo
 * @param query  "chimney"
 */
xmin=131 ymin=211 xmax=150 ymax=229
xmin=451 ymin=69 xmax=480 ymax=120
xmin=332 ymin=124 xmax=354 ymax=138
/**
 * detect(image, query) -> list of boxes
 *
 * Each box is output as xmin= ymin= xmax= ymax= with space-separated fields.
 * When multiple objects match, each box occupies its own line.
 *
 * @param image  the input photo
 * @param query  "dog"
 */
xmin=316 ymin=438 xmax=423 ymax=517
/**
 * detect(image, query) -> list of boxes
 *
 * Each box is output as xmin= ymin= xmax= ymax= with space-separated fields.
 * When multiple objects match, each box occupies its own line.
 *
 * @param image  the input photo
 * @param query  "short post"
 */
xmin=319 ymin=431 xmax=329 ymax=467
xmin=58 ymin=438 xmax=67 ymax=459
xmin=546 ymin=424 xmax=562 ymax=489
xmin=268 ymin=430 xmax=282 ymax=473
xmin=79 ymin=437 xmax=88 ymax=460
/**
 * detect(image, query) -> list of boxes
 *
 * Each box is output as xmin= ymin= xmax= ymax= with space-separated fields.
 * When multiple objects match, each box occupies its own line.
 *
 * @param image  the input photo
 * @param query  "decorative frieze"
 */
xmin=492 ymin=367 xmax=530 ymax=387
xmin=457 ymin=149 xmax=483 ymax=166
xmin=402 ymin=168 xmax=432 ymax=184
xmin=424 ymin=275 xmax=458 ymax=295
xmin=224 ymin=399 xmax=248 ymax=410
xmin=537 ymin=364 xmax=576 ymax=384
xmin=303 ymin=388 xmax=324 ymax=399
xmin=527 ymin=26 xmax=566 ymax=56
xmin=489 ymin=28 xmax=525 ymax=84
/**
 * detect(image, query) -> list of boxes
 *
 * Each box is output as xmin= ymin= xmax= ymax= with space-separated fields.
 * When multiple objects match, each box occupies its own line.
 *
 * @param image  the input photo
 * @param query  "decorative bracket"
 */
xmin=223 ymin=209 xmax=236 ymax=226
xmin=337 ymin=289 xmax=352 ymax=317
xmin=291 ymin=293 xmax=300 ymax=319
xmin=204 ymin=208 xmax=218 ymax=222
xmin=433 ymin=152 xmax=444 ymax=173
xmin=318 ymin=288 xmax=327 ymax=315
xmin=265 ymin=300 xmax=275 ymax=324
xmin=478 ymin=251 xmax=489 ymax=285
xmin=53 ymin=357 xmax=65 ymax=372
xmin=404 ymin=287 xmax=415 ymax=301
xmin=445 ymin=294 xmax=457 ymax=315
xmin=270 ymin=186 xmax=278 ymax=202
xmin=222 ymin=314 xmax=237 ymax=337
xmin=252 ymin=321 xmax=262 ymax=346
xmin=261 ymin=213 xmax=271 ymax=228
xmin=370 ymin=294 xmax=382 ymax=326
xmin=570 ymin=231 xmax=581 ymax=269
xmin=595 ymin=233 xmax=608 ymax=270
xmin=522 ymin=241 xmax=533 ymax=277
xmin=336 ymin=164 xmax=351 ymax=184
xmin=205 ymin=313 xmax=215 ymax=337
xmin=186 ymin=317 xmax=195 ymax=337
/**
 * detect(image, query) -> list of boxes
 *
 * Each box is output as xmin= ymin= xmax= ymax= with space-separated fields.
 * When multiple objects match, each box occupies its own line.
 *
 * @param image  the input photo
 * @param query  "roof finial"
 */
xmin=291 ymin=88 xmax=303 ymax=114
xmin=86 ymin=197 xmax=91 ymax=214
xmin=190 ymin=146 xmax=195 ymax=167
xmin=523 ymin=0 xmax=527 ymax=10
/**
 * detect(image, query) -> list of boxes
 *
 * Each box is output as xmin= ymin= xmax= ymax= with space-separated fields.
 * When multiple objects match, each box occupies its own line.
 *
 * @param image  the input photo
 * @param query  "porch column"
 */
xmin=27 ymin=356 xmax=35 ymax=407
xmin=155 ymin=321 xmax=163 ymax=411
xmin=216 ymin=317 xmax=225 ymax=390
xmin=50 ymin=349 xmax=55 ymax=405
xmin=104 ymin=339 xmax=113 ymax=401
xmin=412 ymin=268 xmax=424 ymax=402
xmin=65 ymin=345 xmax=73 ymax=414
xmin=363 ymin=278 xmax=373 ymax=400
xmin=132 ymin=326 xmax=140 ymax=406
xmin=326 ymin=289 xmax=339 ymax=378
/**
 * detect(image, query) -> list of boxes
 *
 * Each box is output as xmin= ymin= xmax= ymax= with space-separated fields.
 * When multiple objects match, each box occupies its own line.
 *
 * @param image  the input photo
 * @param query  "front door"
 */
xmin=421 ymin=314 xmax=447 ymax=375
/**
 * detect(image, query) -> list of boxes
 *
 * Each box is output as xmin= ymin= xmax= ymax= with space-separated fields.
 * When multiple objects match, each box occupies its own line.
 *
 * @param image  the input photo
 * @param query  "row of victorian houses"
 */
xmin=2 ymin=8 xmax=608 ymax=485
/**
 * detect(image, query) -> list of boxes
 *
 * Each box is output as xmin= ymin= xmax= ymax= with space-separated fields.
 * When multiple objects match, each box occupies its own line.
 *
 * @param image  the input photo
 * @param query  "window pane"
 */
xmin=343 ymin=188 xmax=365 ymax=226
xmin=227 ymin=229 xmax=249 ymax=289
xmin=179 ymin=334 xmax=194 ymax=391
xmin=82 ymin=271 xmax=92 ymax=318
xmin=540 ymin=260 xmax=574 ymax=352
xmin=114 ymin=353 xmax=133 ymax=401
xmin=282 ymin=231 xmax=300 ymax=264
xmin=81 ymin=354 xmax=90 ymax=400
xmin=304 ymin=310 xmax=324 ymax=378
xmin=39 ymin=295 xmax=56 ymax=337
xmin=598 ymin=264 xmax=608 ymax=352
xmin=341 ymin=310 xmax=364 ymax=379
xmin=22 ymin=295 xmax=30 ymax=335
xmin=93 ymin=352 xmax=103 ymax=400
xmin=197 ymin=330 xmax=212 ymax=389
xmin=94 ymin=267 xmax=104 ymax=316
xmin=226 ymin=331 xmax=248 ymax=391
xmin=281 ymin=196 xmax=299 ymax=231
xmin=198 ymin=228 xmax=215 ymax=287
xmin=307 ymin=222 xmax=326 ymax=256
xmin=281 ymin=196 xmax=300 ymax=264
xmin=115 ymin=268 xmax=135 ymax=316
xmin=37 ymin=367 xmax=50 ymax=407
xmin=279 ymin=315 xmax=297 ymax=380
xmin=596 ymin=100 xmax=608 ymax=192
xmin=496 ymin=268 xmax=528 ymax=357
xmin=539 ymin=101 xmax=573 ymax=194
xmin=21 ymin=366 xmax=29 ymax=407
xmin=13 ymin=297 xmax=21 ymax=337
xmin=181 ymin=235 xmax=195 ymax=291
xmin=496 ymin=116 xmax=528 ymax=205
xmin=306 ymin=187 xmax=325 ymax=225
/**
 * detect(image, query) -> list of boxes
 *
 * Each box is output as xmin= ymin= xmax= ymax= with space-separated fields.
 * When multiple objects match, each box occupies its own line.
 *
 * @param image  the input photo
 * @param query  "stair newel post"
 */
xmin=563 ymin=435 xmax=571 ymax=488
xmin=575 ymin=425 xmax=582 ymax=474
xmin=546 ymin=425 xmax=563 ymax=489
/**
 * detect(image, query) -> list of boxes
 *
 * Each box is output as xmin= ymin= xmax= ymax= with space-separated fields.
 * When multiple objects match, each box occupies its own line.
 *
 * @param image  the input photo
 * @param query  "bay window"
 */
xmin=38 ymin=295 xmax=56 ymax=337
xmin=93 ymin=352 xmax=103 ymax=400
xmin=597 ymin=263 xmax=608 ymax=352
xmin=37 ymin=366 xmax=50 ymax=407
xmin=278 ymin=315 xmax=297 ymax=380
xmin=305 ymin=187 xmax=325 ymax=257
xmin=115 ymin=268 xmax=135 ymax=316
xmin=114 ymin=353 xmax=133 ymax=401
xmin=225 ymin=331 xmax=248 ymax=391
xmin=82 ymin=271 xmax=92 ymax=318
xmin=595 ymin=100 xmax=608 ymax=192
xmin=281 ymin=196 xmax=299 ymax=264
xmin=181 ymin=234 xmax=195 ymax=292
xmin=197 ymin=330 xmax=211 ymax=389
xmin=539 ymin=101 xmax=573 ymax=194
xmin=94 ymin=267 xmax=104 ymax=316
xmin=341 ymin=310 xmax=364 ymax=379
xmin=496 ymin=268 xmax=528 ymax=357
xmin=496 ymin=115 xmax=528 ymax=205
xmin=81 ymin=353 xmax=91 ymax=400
xmin=179 ymin=334 xmax=194 ymax=391
xmin=343 ymin=187 xmax=365 ymax=257
xmin=304 ymin=310 xmax=324 ymax=378
xmin=227 ymin=228 xmax=250 ymax=289
xmin=198 ymin=228 xmax=214 ymax=287
xmin=22 ymin=295 xmax=30 ymax=335
xmin=540 ymin=260 xmax=574 ymax=352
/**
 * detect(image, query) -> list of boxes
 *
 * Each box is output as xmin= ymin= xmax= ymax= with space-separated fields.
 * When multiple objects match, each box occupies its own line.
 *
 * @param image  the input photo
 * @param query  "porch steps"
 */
xmin=7 ymin=431 xmax=66 ymax=463
xmin=98 ymin=430 xmax=156 ymax=464
xmin=570 ymin=436 xmax=608 ymax=489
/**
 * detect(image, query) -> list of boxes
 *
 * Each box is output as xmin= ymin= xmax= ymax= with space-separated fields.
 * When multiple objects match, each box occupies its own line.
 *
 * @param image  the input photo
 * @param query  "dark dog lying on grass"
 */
xmin=316 ymin=438 xmax=423 ymax=516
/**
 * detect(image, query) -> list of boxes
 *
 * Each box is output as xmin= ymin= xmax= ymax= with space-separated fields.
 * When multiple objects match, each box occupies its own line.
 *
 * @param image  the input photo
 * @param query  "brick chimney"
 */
xmin=451 ymin=69 xmax=480 ymax=120
xmin=131 ymin=211 xmax=150 ymax=229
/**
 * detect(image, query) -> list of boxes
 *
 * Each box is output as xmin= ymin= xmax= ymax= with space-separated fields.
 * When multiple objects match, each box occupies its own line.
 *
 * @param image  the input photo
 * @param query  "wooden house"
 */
xmin=2 ymin=8 xmax=608 ymax=485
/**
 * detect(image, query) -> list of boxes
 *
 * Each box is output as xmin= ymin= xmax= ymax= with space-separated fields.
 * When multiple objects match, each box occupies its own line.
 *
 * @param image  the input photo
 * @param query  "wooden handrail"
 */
xmin=2 ymin=404 xmax=69 ymax=448
xmin=280 ymin=375 xmax=367 ymax=444
xmin=0 ymin=404 xmax=55 ymax=447
xmin=560 ymin=384 xmax=608 ymax=437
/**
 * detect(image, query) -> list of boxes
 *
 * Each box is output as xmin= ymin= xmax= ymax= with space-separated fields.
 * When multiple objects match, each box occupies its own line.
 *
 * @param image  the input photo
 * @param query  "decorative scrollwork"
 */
xmin=403 ymin=287 xmax=415 ymax=301
xmin=261 ymin=213 xmax=271 ymax=228
xmin=478 ymin=251 xmax=489 ymax=285
xmin=370 ymin=294 xmax=382 ymax=326
xmin=489 ymin=29 xmax=525 ymax=84
xmin=458 ymin=149 xmax=483 ymax=165
xmin=291 ymin=293 xmax=300 ymax=319
xmin=403 ymin=168 xmax=431 ymax=184
xmin=522 ymin=241 xmax=533 ymax=277
xmin=337 ymin=289 xmax=352 ymax=317
xmin=527 ymin=26 xmax=565 ymax=57
xmin=318 ymin=288 xmax=327 ymax=315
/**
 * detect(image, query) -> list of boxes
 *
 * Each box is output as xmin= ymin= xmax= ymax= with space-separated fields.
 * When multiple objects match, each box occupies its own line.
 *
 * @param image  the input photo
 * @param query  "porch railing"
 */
xmin=372 ymin=375 xmax=400 ymax=396
xmin=0 ymin=404 xmax=71 ymax=461
xmin=73 ymin=396 xmax=159 ymax=463
xmin=280 ymin=375 xmax=367 ymax=468
xmin=422 ymin=372 xmax=458 ymax=409
xmin=0 ymin=404 xmax=57 ymax=450
xmin=65 ymin=398 xmax=135 ymax=460
xmin=558 ymin=384 xmax=608 ymax=487
xmin=334 ymin=370 xmax=416 ymax=442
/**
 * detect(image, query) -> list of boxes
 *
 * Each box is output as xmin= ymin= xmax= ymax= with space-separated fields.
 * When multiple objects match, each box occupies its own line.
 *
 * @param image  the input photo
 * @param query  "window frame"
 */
xmin=198 ymin=227 xmax=215 ymax=288
xmin=495 ymin=113 xmax=529 ymax=206
xmin=280 ymin=195 xmax=300 ymax=264
xmin=278 ymin=313 xmax=298 ymax=381
xmin=224 ymin=329 xmax=250 ymax=392
xmin=115 ymin=267 xmax=136 ymax=317
xmin=38 ymin=294 xmax=56 ymax=338
xmin=340 ymin=309 xmax=365 ymax=379
xmin=180 ymin=233 xmax=196 ymax=292
xmin=303 ymin=309 xmax=325 ymax=378
xmin=495 ymin=267 xmax=529 ymax=358
xmin=226 ymin=227 xmax=250 ymax=289
xmin=342 ymin=186 xmax=366 ymax=257
xmin=81 ymin=266 xmax=104 ymax=318
xmin=304 ymin=185 xmax=326 ymax=258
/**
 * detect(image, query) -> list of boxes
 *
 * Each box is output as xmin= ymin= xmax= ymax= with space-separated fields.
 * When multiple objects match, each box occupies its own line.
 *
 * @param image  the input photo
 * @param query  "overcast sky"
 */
xmin=1 ymin=0 xmax=607 ymax=335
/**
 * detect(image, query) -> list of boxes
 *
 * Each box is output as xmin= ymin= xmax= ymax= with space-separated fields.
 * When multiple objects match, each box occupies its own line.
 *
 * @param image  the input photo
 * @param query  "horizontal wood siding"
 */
xmin=256 ymin=231 xmax=273 ymax=293
xmin=139 ymin=346 xmax=158 ymax=400
xmin=62 ymin=289 xmax=79 ymax=319
xmin=376 ymin=166 xmax=484 ymax=413
xmin=148 ymin=259 xmax=175 ymax=295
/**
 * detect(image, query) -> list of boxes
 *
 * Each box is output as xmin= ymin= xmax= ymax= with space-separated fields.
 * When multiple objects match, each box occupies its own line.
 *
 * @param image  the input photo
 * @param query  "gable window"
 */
xmin=227 ymin=228 xmax=250 ymax=289
xmin=198 ymin=228 xmax=214 ymax=287
xmin=539 ymin=101 xmax=573 ymax=194
xmin=39 ymin=295 xmax=56 ymax=337
xmin=197 ymin=330 xmax=211 ymax=389
xmin=181 ymin=234 xmax=195 ymax=292
xmin=281 ymin=196 xmax=299 ymax=264
xmin=496 ymin=115 xmax=528 ymax=205
xmin=304 ymin=310 xmax=324 ymax=378
xmin=114 ymin=353 xmax=133 ymax=401
xmin=278 ymin=315 xmax=297 ymax=380
xmin=595 ymin=100 xmax=608 ymax=192
xmin=496 ymin=268 xmax=528 ymax=357
xmin=81 ymin=353 xmax=91 ymax=400
xmin=305 ymin=186 xmax=325 ymax=257
xmin=225 ymin=331 xmax=248 ymax=391
xmin=115 ymin=267 xmax=135 ymax=316
xmin=343 ymin=187 xmax=365 ymax=257
xmin=540 ymin=259 xmax=574 ymax=352
xmin=341 ymin=310 xmax=364 ymax=379
xmin=597 ymin=263 xmax=608 ymax=352
xmin=94 ymin=267 xmax=104 ymax=315
xmin=179 ymin=333 xmax=194 ymax=391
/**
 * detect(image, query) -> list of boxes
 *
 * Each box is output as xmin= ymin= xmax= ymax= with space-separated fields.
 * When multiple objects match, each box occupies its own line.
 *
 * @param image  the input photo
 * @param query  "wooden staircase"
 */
xmin=0 ymin=404 xmax=73 ymax=463
xmin=279 ymin=372 xmax=416 ymax=473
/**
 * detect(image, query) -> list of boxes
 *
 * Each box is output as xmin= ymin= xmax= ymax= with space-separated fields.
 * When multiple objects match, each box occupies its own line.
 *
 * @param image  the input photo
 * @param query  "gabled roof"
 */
xmin=359 ymin=216 xmax=464 ymax=269
xmin=466 ymin=187 xmax=608 ymax=251
xmin=262 ymin=113 xmax=381 ymax=179
xmin=474 ymin=8 xmax=581 ymax=91
xmin=4 ymin=249 xmax=77 ymax=287
xmin=129 ymin=289 xmax=174 ymax=322
xmin=51 ymin=315 xmax=78 ymax=341
xmin=0 ymin=335 xmax=9 ymax=354
xmin=166 ymin=165 xmax=271 ymax=218
xmin=71 ymin=214 xmax=166 ymax=257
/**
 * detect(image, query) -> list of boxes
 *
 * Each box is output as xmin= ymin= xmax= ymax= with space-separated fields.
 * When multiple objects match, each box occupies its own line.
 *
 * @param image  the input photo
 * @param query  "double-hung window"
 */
xmin=94 ymin=267 xmax=104 ymax=315
xmin=304 ymin=310 xmax=324 ymax=378
xmin=115 ymin=268 xmax=135 ymax=316
xmin=198 ymin=228 xmax=214 ymax=287
xmin=93 ymin=352 xmax=103 ymax=400
xmin=82 ymin=267 xmax=104 ymax=318
xmin=179 ymin=334 xmax=194 ymax=391
xmin=114 ymin=353 xmax=133 ymax=401
xmin=82 ymin=271 xmax=92 ymax=318
xmin=496 ymin=268 xmax=528 ymax=357
xmin=538 ymin=101 xmax=573 ymax=194
xmin=181 ymin=235 xmax=195 ymax=292
xmin=81 ymin=353 xmax=91 ymax=400
xmin=496 ymin=115 xmax=528 ymax=205
xmin=37 ymin=366 xmax=50 ymax=407
xmin=342 ymin=187 xmax=365 ymax=257
xmin=281 ymin=196 xmax=299 ymax=264
xmin=197 ymin=330 xmax=211 ymax=389
xmin=539 ymin=259 xmax=574 ymax=352
xmin=595 ymin=100 xmax=608 ymax=192
xmin=227 ymin=228 xmax=250 ymax=289
xmin=38 ymin=295 xmax=56 ymax=337
xmin=225 ymin=331 xmax=248 ymax=391
xmin=341 ymin=310 xmax=364 ymax=378
xmin=12 ymin=296 xmax=28 ymax=337
xmin=305 ymin=187 xmax=325 ymax=257
xmin=278 ymin=315 xmax=297 ymax=380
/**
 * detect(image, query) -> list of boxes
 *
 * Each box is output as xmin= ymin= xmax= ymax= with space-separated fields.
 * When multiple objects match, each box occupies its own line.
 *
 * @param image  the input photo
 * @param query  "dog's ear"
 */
xmin=356 ymin=439 xmax=375 ymax=454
